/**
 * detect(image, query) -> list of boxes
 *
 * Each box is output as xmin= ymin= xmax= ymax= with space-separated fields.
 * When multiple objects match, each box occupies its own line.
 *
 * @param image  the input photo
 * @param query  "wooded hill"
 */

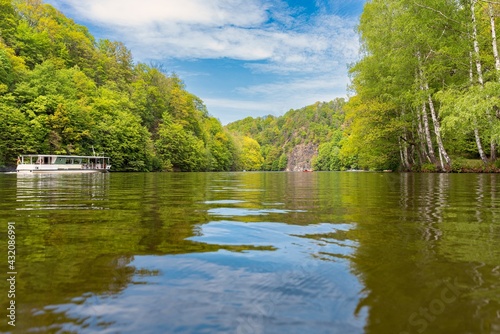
xmin=0 ymin=0 xmax=236 ymax=172
xmin=3 ymin=0 xmax=500 ymax=173
xmin=233 ymin=0 xmax=500 ymax=173
xmin=226 ymin=99 xmax=348 ymax=171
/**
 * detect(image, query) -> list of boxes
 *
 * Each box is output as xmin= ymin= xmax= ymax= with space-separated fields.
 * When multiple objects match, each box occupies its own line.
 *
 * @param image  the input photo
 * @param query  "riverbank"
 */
xmin=417 ymin=159 xmax=500 ymax=173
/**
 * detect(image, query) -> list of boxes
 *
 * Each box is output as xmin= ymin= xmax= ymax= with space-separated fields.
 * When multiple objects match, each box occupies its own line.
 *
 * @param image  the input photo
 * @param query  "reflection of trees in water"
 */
xmin=348 ymin=173 xmax=500 ymax=334
xmin=10 ymin=173 xmax=275 ymax=333
xmin=8 ymin=172 xmax=500 ymax=333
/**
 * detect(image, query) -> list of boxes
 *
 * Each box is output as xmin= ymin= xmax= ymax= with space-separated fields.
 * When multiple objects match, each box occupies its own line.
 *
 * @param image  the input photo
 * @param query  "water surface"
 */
xmin=0 ymin=172 xmax=499 ymax=333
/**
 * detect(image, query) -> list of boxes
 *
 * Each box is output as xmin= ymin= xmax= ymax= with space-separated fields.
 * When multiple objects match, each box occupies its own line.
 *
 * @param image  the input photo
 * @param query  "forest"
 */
xmin=2 ymin=0 xmax=500 ymax=172
xmin=343 ymin=0 xmax=500 ymax=172
xmin=234 ymin=0 xmax=500 ymax=172
xmin=0 ymin=0 xmax=237 ymax=172
xmin=226 ymin=99 xmax=349 ymax=171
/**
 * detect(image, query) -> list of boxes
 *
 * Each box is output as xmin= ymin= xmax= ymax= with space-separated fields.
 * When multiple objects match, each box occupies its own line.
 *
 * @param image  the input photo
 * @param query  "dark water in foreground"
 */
xmin=0 ymin=172 xmax=499 ymax=334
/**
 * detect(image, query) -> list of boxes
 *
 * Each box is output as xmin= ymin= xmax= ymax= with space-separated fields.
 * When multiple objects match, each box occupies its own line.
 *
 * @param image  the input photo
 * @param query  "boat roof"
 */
xmin=19 ymin=154 xmax=110 ymax=159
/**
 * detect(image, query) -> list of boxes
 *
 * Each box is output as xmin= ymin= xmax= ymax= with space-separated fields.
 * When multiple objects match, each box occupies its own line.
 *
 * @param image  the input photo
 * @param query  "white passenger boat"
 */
xmin=16 ymin=155 xmax=111 ymax=173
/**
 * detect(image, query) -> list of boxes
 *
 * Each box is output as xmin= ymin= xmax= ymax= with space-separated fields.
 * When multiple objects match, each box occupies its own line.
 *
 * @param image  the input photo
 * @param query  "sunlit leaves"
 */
xmin=156 ymin=121 xmax=206 ymax=172
xmin=227 ymin=99 xmax=346 ymax=171
xmin=0 ymin=0 xmax=242 ymax=172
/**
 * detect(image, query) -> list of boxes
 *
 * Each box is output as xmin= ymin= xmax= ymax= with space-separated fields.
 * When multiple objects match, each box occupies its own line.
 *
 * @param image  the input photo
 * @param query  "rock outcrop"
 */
xmin=286 ymin=144 xmax=318 ymax=171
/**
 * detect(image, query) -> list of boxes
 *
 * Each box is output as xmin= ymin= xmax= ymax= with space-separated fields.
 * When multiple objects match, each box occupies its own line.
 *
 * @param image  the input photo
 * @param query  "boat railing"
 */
xmin=17 ymin=155 xmax=110 ymax=170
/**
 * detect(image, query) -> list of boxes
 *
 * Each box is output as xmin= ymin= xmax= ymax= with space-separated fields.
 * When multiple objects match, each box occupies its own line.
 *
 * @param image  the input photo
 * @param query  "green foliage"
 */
xmin=233 ymin=136 xmax=264 ymax=171
xmin=314 ymin=142 xmax=343 ymax=171
xmin=0 ymin=0 xmax=18 ymax=47
xmin=156 ymin=121 xmax=206 ymax=172
xmin=0 ymin=98 xmax=38 ymax=166
xmin=204 ymin=118 xmax=235 ymax=171
xmin=345 ymin=0 xmax=500 ymax=171
xmin=0 ymin=1 xmax=236 ymax=172
xmin=420 ymin=163 xmax=437 ymax=173
xmin=227 ymin=100 xmax=346 ymax=171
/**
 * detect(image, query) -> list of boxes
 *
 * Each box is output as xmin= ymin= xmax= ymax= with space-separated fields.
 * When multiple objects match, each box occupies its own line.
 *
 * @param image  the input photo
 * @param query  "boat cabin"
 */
xmin=16 ymin=154 xmax=111 ymax=173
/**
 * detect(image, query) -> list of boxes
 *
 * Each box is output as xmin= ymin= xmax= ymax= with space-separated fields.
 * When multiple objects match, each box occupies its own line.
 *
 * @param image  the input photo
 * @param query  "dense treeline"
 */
xmin=343 ymin=0 xmax=500 ymax=172
xmin=226 ymin=99 xmax=347 ymax=171
xmin=0 ymin=0 xmax=236 ymax=171
xmin=229 ymin=0 xmax=500 ymax=173
xmin=5 ymin=0 xmax=498 ymax=173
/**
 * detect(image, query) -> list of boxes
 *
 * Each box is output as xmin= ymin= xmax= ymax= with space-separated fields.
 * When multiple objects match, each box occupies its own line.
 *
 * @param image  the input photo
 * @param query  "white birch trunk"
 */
xmin=472 ymin=0 xmax=484 ymax=86
xmin=399 ymin=137 xmax=410 ymax=171
xmin=421 ymin=102 xmax=437 ymax=165
xmin=416 ymin=53 xmax=437 ymax=166
xmin=489 ymin=3 xmax=500 ymax=73
xmin=416 ymin=106 xmax=431 ymax=163
xmin=469 ymin=26 xmax=489 ymax=163
xmin=426 ymin=88 xmax=451 ymax=168
xmin=474 ymin=127 xmax=489 ymax=163
xmin=488 ymin=3 xmax=499 ymax=160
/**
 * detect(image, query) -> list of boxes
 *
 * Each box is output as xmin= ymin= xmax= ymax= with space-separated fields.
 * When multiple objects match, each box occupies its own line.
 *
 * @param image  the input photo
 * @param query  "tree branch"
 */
xmin=412 ymin=2 xmax=462 ymax=25
xmin=400 ymin=136 xmax=417 ymax=146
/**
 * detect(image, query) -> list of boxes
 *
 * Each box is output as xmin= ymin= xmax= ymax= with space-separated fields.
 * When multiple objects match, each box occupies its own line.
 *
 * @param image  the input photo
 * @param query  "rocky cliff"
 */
xmin=286 ymin=144 xmax=318 ymax=171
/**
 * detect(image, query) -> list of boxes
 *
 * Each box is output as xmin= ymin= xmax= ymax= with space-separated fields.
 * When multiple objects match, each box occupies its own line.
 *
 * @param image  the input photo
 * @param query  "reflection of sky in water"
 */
xmin=46 ymin=257 xmax=364 ymax=334
xmin=201 ymin=200 xmax=247 ymax=205
xmin=41 ymin=221 xmax=364 ymax=334
xmin=16 ymin=173 xmax=366 ymax=333
xmin=207 ymin=207 xmax=307 ymax=217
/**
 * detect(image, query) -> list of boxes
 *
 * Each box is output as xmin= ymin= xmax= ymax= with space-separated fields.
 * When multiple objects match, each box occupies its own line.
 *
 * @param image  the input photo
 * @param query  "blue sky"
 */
xmin=44 ymin=0 xmax=365 ymax=124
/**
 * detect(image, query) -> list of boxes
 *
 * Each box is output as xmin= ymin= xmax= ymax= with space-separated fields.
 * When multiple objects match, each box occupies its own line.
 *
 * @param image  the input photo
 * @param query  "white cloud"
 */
xmin=52 ymin=0 xmax=269 ymax=28
xmin=205 ymin=73 xmax=349 ymax=124
xmin=45 ymin=0 xmax=360 ymax=73
xmin=204 ymin=98 xmax=275 ymax=112
xmin=238 ymin=74 xmax=349 ymax=99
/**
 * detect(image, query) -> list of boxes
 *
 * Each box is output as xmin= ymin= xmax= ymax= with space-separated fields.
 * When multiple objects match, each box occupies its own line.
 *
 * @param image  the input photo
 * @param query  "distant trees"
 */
xmin=226 ymin=99 xmax=346 ymax=171
xmin=232 ymin=136 xmax=264 ymax=171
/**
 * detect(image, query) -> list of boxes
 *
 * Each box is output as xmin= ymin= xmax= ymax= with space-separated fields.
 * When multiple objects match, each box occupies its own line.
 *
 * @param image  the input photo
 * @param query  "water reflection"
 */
xmin=350 ymin=173 xmax=500 ymax=334
xmin=16 ymin=173 xmax=110 ymax=210
xmin=1 ymin=172 xmax=499 ymax=333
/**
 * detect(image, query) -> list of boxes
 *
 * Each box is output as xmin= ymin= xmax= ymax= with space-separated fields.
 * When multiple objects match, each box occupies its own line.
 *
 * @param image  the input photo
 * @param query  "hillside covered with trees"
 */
xmin=3 ymin=0 xmax=500 ymax=173
xmin=226 ymin=99 xmax=348 ymax=171
xmin=0 ymin=0 xmax=236 ymax=172
xmin=232 ymin=0 xmax=500 ymax=173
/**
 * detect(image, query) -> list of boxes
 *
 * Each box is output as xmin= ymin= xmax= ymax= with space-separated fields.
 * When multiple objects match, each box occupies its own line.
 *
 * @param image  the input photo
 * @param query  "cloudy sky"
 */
xmin=44 ymin=0 xmax=365 ymax=124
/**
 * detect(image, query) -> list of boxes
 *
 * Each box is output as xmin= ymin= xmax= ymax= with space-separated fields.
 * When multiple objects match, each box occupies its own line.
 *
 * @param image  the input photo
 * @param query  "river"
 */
xmin=0 ymin=172 xmax=499 ymax=333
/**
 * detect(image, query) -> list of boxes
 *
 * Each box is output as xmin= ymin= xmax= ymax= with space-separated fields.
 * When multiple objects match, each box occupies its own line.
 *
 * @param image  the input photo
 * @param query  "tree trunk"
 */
xmin=417 ymin=53 xmax=438 ymax=167
xmin=399 ymin=137 xmax=410 ymax=171
xmin=489 ymin=3 xmax=500 ymax=74
xmin=469 ymin=20 xmax=489 ymax=163
xmin=426 ymin=88 xmax=451 ymax=169
xmin=416 ymin=107 xmax=431 ymax=163
xmin=475 ymin=127 xmax=489 ymax=163
xmin=421 ymin=102 xmax=437 ymax=165
xmin=488 ymin=2 xmax=499 ymax=160
xmin=472 ymin=0 xmax=484 ymax=86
